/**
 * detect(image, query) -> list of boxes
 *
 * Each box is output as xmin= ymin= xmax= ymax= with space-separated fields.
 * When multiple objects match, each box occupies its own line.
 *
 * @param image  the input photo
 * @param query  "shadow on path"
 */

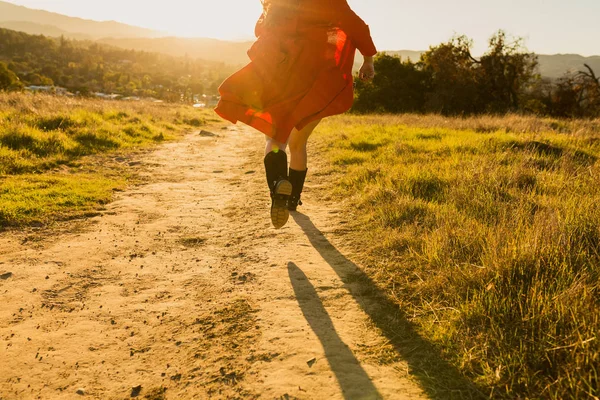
xmin=291 ymin=213 xmax=485 ymax=400
xmin=288 ymin=262 xmax=382 ymax=400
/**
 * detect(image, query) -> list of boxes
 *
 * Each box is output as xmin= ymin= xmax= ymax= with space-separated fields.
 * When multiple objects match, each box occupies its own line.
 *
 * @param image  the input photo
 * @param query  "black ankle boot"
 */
xmin=264 ymin=151 xmax=292 ymax=229
xmin=288 ymin=168 xmax=307 ymax=212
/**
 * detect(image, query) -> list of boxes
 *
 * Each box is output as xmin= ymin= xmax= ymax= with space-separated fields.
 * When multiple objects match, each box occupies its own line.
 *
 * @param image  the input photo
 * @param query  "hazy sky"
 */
xmin=5 ymin=0 xmax=600 ymax=55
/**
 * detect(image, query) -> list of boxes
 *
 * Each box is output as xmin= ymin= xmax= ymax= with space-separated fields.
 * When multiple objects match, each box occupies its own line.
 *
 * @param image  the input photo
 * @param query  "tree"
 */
xmin=577 ymin=64 xmax=600 ymax=116
xmin=26 ymin=72 xmax=54 ymax=86
xmin=0 ymin=61 xmax=22 ymax=91
xmin=418 ymin=31 xmax=538 ymax=114
xmin=0 ymin=27 xmax=234 ymax=101
xmin=550 ymin=64 xmax=600 ymax=117
xmin=478 ymin=31 xmax=538 ymax=112
xmin=419 ymin=35 xmax=482 ymax=114
xmin=353 ymin=54 xmax=428 ymax=113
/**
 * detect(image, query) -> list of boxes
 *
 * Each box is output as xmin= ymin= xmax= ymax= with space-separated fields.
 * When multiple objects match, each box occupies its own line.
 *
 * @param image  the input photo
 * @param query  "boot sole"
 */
xmin=271 ymin=180 xmax=292 ymax=229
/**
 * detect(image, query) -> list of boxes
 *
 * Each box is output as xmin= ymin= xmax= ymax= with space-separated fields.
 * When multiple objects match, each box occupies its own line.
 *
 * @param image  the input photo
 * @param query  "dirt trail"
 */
xmin=0 ymin=125 xmax=427 ymax=399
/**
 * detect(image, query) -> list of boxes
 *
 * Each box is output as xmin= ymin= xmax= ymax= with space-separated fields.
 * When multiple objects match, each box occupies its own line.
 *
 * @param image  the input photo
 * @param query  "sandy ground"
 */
xmin=0 ymin=125 xmax=428 ymax=399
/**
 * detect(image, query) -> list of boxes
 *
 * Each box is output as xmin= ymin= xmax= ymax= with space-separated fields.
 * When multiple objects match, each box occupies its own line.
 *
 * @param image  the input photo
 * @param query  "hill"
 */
xmin=353 ymin=51 xmax=425 ymax=72
xmin=537 ymin=53 xmax=600 ymax=78
xmin=0 ymin=28 xmax=234 ymax=99
xmin=358 ymin=51 xmax=600 ymax=79
xmin=0 ymin=20 xmax=92 ymax=40
xmin=0 ymin=1 xmax=162 ymax=39
xmin=98 ymin=37 xmax=254 ymax=66
xmin=98 ymin=38 xmax=600 ymax=78
xmin=380 ymin=50 xmax=425 ymax=62
xmin=0 ymin=1 xmax=598 ymax=77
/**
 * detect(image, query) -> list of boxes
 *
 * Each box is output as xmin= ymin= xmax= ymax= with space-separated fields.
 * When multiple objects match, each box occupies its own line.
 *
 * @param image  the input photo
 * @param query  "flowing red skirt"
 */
xmin=215 ymin=26 xmax=357 ymax=143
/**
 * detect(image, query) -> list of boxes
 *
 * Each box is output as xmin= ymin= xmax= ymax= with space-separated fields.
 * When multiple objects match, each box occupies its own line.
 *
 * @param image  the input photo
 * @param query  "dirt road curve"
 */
xmin=0 ymin=126 xmax=427 ymax=399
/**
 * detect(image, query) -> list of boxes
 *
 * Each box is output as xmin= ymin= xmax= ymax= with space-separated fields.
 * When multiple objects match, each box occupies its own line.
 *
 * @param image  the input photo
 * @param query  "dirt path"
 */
xmin=0 ymin=125 xmax=427 ymax=399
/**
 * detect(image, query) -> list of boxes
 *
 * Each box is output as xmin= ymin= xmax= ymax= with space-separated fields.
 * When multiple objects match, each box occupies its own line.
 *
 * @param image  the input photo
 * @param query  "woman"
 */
xmin=215 ymin=0 xmax=377 ymax=229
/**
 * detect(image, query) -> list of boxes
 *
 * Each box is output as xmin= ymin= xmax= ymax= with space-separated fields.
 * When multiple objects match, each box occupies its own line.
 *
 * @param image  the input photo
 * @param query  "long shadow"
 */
xmin=288 ymin=262 xmax=382 ymax=400
xmin=291 ymin=213 xmax=486 ymax=400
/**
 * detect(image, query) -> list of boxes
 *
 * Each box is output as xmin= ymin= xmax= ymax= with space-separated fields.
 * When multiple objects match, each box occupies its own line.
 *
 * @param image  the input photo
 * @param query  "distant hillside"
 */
xmin=0 ymin=1 xmax=162 ymax=39
xmin=98 ymin=37 xmax=254 ymax=66
xmin=98 ymin=39 xmax=423 ymax=69
xmin=380 ymin=50 xmax=425 ymax=62
xmin=537 ymin=54 xmax=600 ymax=79
xmin=99 ymin=38 xmax=600 ymax=79
xmin=0 ymin=27 xmax=234 ymax=99
xmin=0 ymin=20 xmax=91 ymax=40
xmin=1 ymin=1 xmax=598 ymax=78
xmin=353 ymin=51 xmax=425 ymax=72
xmin=356 ymin=51 xmax=600 ymax=79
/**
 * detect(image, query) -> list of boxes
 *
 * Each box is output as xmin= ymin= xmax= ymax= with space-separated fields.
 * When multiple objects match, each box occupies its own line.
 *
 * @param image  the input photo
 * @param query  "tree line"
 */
xmin=1 ymin=27 xmax=599 ymax=117
xmin=354 ymin=31 xmax=600 ymax=118
xmin=0 ymin=28 xmax=235 ymax=101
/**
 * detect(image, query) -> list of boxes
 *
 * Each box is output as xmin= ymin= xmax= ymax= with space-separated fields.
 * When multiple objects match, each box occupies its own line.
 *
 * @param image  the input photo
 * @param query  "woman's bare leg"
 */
xmin=262 ymin=120 xmax=321 ymax=221
xmin=265 ymin=138 xmax=287 ymax=155
xmin=288 ymin=119 xmax=321 ymax=170
xmin=285 ymin=119 xmax=321 ymax=211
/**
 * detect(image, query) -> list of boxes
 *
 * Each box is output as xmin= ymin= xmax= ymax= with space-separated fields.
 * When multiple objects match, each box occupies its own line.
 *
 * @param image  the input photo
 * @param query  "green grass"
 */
xmin=0 ymin=92 xmax=212 ymax=227
xmin=0 ymin=173 xmax=125 ymax=226
xmin=313 ymin=114 xmax=600 ymax=399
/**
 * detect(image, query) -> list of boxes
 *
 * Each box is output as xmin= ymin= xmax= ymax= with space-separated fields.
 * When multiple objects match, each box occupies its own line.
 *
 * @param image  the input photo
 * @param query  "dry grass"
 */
xmin=0 ymin=93 xmax=214 ymax=227
xmin=314 ymin=113 xmax=600 ymax=399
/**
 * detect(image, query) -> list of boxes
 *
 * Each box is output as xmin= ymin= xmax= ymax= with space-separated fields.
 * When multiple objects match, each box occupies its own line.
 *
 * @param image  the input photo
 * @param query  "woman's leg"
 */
xmin=288 ymin=119 xmax=321 ymax=170
xmin=287 ymin=119 xmax=321 ymax=211
xmin=264 ymin=137 xmax=289 ymax=190
xmin=264 ymin=137 xmax=291 ymax=229
xmin=265 ymin=138 xmax=287 ymax=155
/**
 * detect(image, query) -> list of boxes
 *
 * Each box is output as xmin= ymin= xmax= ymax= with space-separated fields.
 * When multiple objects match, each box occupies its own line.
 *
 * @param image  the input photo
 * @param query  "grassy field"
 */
xmin=314 ymin=114 xmax=600 ymax=399
xmin=3 ymin=93 xmax=598 ymax=398
xmin=0 ymin=93 xmax=212 ymax=227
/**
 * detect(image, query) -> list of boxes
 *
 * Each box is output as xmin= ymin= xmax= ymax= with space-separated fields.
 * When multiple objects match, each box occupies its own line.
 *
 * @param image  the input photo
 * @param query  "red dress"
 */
xmin=214 ymin=0 xmax=377 ymax=143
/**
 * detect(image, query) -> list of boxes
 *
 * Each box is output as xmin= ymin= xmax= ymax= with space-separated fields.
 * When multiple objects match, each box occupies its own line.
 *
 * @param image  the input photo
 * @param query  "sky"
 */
xmin=5 ymin=0 xmax=600 ymax=56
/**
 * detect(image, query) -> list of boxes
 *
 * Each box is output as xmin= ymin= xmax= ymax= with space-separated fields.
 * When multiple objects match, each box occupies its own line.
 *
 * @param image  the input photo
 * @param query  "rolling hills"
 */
xmin=537 ymin=53 xmax=600 ymax=78
xmin=0 ymin=0 xmax=598 ymax=77
xmin=0 ymin=20 xmax=92 ymax=40
xmin=0 ymin=1 xmax=162 ymax=39
xmin=97 ymin=37 xmax=253 ymax=66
